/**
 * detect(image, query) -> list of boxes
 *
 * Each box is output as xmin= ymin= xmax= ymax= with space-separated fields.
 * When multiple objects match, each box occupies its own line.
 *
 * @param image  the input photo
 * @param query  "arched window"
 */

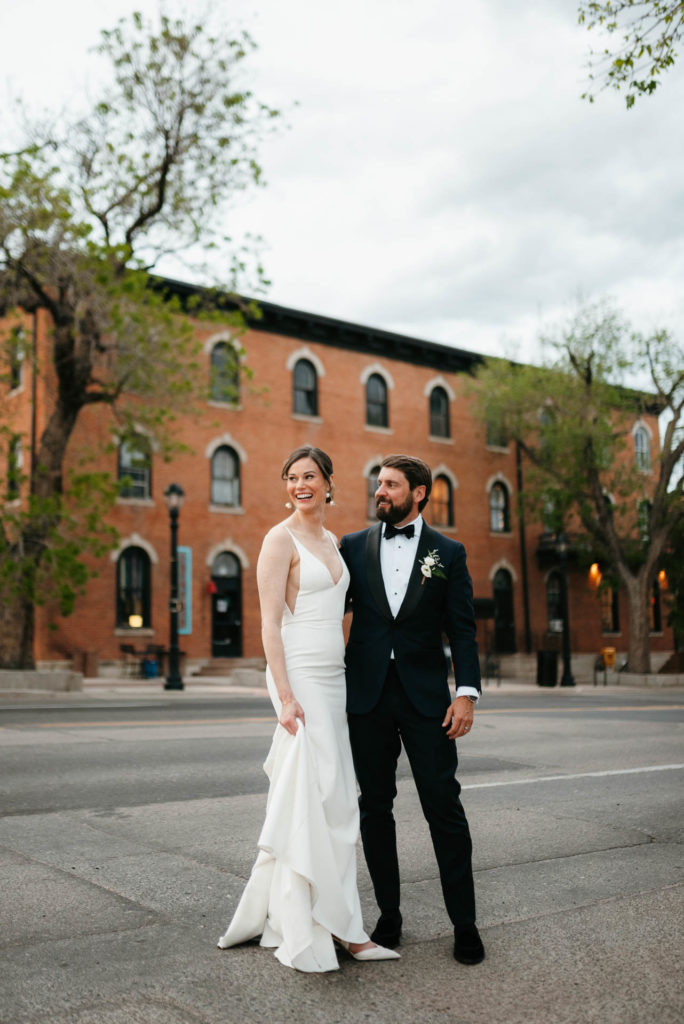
xmin=118 ymin=438 xmax=151 ymax=500
xmin=210 ymin=341 xmax=239 ymax=403
xmin=429 ymin=386 xmax=450 ymax=438
xmin=6 ymin=435 xmax=22 ymax=500
xmin=542 ymin=492 xmax=561 ymax=534
xmin=486 ymin=416 xmax=507 ymax=448
xmin=212 ymin=551 xmax=241 ymax=578
xmin=366 ymin=373 xmax=388 ymax=427
xmin=432 ymin=474 xmax=454 ymax=527
xmin=634 ymin=426 xmax=651 ymax=471
xmin=211 ymin=446 xmax=240 ymax=507
xmin=366 ymin=464 xmax=381 ymax=519
xmin=489 ymin=482 xmax=510 ymax=533
xmin=600 ymin=585 xmax=620 ymax=633
xmin=293 ymin=359 xmax=318 ymax=416
xmin=546 ymin=571 xmax=563 ymax=633
xmin=116 ymin=546 xmax=151 ymax=627
xmin=9 ymin=327 xmax=24 ymax=392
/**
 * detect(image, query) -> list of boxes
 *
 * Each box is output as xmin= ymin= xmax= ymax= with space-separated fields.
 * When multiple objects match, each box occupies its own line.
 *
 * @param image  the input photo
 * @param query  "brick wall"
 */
xmin=2 ymin=303 xmax=672 ymax=669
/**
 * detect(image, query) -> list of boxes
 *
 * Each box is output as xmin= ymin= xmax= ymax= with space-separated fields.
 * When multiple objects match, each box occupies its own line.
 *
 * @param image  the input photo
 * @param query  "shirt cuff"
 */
xmin=455 ymin=686 xmax=481 ymax=702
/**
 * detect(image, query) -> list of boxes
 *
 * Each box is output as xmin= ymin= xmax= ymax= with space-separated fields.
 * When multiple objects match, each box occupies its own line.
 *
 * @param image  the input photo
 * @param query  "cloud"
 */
xmin=3 ymin=0 xmax=683 ymax=362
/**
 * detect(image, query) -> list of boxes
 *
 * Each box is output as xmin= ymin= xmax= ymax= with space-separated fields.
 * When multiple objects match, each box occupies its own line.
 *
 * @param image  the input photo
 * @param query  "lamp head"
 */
xmin=164 ymin=482 xmax=185 ymax=511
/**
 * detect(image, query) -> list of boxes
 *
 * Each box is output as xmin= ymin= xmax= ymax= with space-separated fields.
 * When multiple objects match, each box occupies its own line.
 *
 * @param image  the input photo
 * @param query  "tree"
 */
xmin=474 ymin=302 xmax=684 ymax=673
xmin=0 ymin=10 xmax=278 ymax=668
xmin=579 ymin=1 xmax=684 ymax=107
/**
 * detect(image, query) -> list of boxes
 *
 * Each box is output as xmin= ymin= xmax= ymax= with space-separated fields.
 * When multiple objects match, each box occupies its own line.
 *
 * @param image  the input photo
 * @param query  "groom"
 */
xmin=340 ymin=454 xmax=484 ymax=965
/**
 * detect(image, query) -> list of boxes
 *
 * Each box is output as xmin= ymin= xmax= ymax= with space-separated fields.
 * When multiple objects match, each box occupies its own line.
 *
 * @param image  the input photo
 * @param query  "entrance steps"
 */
xmin=191 ymin=657 xmax=267 ymax=688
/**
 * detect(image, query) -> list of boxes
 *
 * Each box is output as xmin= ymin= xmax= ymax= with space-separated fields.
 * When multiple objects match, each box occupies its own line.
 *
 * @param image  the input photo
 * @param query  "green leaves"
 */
xmin=0 ymin=472 xmax=117 ymax=616
xmin=0 ymin=10 xmax=276 ymax=664
xmin=472 ymin=300 xmax=683 ymax=667
xmin=473 ymin=300 xmax=681 ymax=544
xmin=579 ymin=1 xmax=684 ymax=106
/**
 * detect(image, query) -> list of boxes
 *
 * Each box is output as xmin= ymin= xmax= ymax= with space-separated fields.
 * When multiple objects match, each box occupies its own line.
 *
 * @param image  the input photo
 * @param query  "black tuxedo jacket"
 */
xmin=340 ymin=522 xmax=481 ymax=717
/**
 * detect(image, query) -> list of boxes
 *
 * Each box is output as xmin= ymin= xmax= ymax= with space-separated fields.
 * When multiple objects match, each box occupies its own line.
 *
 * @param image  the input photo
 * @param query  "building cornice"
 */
xmin=157 ymin=276 xmax=483 ymax=376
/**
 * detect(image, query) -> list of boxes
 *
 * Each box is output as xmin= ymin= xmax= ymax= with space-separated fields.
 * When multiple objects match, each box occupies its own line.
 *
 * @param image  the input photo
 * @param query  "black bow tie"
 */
xmin=384 ymin=523 xmax=415 ymax=540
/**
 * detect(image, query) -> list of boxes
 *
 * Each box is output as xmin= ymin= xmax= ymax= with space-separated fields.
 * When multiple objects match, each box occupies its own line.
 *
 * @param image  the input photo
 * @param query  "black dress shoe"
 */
xmin=453 ymin=924 xmax=485 ymax=965
xmin=370 ymin=912 xmax=402 ymax=949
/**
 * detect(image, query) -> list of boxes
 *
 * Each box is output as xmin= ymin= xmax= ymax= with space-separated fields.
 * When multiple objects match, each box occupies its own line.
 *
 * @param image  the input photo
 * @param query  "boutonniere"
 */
xmin=419 ymin=549 xmax=446 ymax=584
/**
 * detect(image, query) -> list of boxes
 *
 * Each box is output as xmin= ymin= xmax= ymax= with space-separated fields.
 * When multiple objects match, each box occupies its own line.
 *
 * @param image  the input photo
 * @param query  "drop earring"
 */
xmin=285 ymin=502 xmax=293 ymax=509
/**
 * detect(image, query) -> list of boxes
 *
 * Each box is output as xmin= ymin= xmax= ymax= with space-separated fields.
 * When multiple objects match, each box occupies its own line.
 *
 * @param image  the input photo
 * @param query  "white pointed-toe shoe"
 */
xmin=336 ymin=939 xmax=400 ymax=961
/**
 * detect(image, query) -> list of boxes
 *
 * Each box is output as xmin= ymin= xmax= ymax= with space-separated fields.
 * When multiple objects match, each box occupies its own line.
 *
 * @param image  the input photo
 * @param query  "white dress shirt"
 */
xmin=380 ymin=514 xmax=480 ymax=701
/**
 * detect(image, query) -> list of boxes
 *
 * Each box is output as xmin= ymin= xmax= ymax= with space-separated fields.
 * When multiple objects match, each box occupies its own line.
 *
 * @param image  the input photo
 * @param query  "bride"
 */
xmin=217 ymin=446 xmax=399 ymax=972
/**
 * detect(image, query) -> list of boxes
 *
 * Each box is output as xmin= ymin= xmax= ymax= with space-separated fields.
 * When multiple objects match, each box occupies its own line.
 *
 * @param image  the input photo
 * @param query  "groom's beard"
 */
xmin=376 ymin=493 xmax=414 ymax=525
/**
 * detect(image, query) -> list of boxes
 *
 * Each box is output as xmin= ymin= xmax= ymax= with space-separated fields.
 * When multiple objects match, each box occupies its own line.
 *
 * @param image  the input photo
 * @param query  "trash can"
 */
xmin=142 ymin=657 xmax=158 ymax=679
xmin=536 ymin=649 xmax=558 ymax=687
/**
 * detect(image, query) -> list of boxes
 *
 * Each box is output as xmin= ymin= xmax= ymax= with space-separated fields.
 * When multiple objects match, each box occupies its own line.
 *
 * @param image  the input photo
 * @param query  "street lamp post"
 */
xmin=164 ymin=482 xmax=185 ymax=691
xmin=557 ymin=532 xmax=575 ymax=687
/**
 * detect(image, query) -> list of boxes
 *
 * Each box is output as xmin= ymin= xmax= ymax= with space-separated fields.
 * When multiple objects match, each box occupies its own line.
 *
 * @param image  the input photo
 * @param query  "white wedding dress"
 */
xmin=217 ymin=529 xmax=370 ymax=972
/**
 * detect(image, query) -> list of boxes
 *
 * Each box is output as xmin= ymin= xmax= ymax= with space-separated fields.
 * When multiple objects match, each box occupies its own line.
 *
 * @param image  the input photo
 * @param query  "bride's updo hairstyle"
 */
xmin=282 ymin=446 xmax=335 ymax=504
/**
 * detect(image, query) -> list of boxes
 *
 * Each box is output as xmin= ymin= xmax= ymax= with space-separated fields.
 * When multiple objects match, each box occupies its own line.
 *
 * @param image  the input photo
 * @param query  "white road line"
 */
xmin=463 ymin=764 xmax=684 ymax=790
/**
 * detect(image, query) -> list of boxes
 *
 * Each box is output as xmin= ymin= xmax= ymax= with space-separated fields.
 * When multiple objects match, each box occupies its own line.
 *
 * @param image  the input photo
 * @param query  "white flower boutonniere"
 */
xmin=419 ymin=549 xmax=447 ymax=585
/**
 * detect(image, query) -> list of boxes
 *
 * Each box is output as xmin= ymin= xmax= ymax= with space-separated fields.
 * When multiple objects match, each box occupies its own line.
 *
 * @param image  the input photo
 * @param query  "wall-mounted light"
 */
xmin=588 ymin=563 xmax=602 ymax=590
xmin=658 ymin=570 xmax=668 ymax=589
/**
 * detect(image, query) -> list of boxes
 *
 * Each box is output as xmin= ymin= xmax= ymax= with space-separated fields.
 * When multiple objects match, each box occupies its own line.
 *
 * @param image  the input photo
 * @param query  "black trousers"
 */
xmin=347 ymin=662 xmax=476 ymax=927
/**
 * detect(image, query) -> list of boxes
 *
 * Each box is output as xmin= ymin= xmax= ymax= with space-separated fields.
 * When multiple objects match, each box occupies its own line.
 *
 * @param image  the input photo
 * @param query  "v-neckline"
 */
xmin=286 ymin=527 xmax=345 ymax=586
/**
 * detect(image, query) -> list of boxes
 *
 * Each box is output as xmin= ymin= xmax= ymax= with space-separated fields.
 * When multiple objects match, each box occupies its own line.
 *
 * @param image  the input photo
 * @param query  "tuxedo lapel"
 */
xmin=395 ymin=523 xmax=436 ymax=622
xmin=364 ymin=523 xmax=393 ymax=620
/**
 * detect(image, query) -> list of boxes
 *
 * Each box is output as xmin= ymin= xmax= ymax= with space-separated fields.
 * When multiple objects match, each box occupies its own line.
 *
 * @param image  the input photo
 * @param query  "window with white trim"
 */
xmin=432 ymin=474 xmax=454 ymax=527
xmin=118 ymin=438 xmax=151 ymax=500
xmin=429 ymin=386 xmax=450 ymax=438
xmin=366 ymin=373 xmax=388 ymax=427
xmin=489 ymin=482 xmax=510 ymax=532
xmin=116 ymin=546 xmax=151 ymax=627
xmin=293 ymin=359 xmax=318 ymax=416
xmin=211 ymin=445 xmax=240 ymax=506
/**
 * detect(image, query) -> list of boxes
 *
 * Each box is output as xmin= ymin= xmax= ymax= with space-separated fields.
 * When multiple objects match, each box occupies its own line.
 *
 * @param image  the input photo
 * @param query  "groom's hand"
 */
xmin=442 ymin=696 xmax=474 ymax=739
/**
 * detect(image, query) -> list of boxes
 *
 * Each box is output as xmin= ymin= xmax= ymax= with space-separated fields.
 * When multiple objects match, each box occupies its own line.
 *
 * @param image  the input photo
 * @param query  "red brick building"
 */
xmin=3 ymin=291 xmax=674 ymax=678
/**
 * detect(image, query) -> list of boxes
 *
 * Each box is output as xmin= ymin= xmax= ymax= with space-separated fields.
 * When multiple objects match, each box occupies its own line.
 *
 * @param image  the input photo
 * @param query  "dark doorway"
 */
xmin=211 ymin=552 xmax=242 ymax=657
xmin=493 ymin=568 xmax=516 ymax=653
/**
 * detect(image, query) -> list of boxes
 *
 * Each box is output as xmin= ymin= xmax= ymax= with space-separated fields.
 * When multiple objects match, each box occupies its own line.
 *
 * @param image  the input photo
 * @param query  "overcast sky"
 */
xmin=3 ymin=0 xmax=683 ymax=362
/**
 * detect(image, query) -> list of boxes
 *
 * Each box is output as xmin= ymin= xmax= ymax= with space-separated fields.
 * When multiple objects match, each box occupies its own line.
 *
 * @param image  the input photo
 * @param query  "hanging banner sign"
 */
xmin=178 ymin=546 xmax=192 ymax=635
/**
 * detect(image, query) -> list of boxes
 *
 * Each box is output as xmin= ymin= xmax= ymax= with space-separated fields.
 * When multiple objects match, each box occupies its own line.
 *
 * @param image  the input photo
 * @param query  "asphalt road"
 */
xmin=0 ymin=685 xmax=682 ymax=1024
xmin=1 ymin=689 xmax=682 ymax=816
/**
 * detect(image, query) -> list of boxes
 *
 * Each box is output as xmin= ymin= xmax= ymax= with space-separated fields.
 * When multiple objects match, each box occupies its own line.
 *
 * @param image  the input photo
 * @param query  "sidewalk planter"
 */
xmin=0 ymin=670 xmax=83 ymax=692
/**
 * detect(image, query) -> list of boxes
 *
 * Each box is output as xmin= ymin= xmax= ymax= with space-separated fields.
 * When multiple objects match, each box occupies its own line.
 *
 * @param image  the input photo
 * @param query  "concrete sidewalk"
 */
xmin=1 ymin=684 xmax=682 ymax=1023
xmin=0 ymin=678 xmax=625 ymax=704
xmin=1 ymin=672 xmax=680 ymax=703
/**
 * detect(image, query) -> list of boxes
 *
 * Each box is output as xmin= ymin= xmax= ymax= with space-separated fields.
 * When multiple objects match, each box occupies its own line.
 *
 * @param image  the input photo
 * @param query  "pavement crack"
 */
xmin=472 ymin=836 xmax=667 ymax=874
